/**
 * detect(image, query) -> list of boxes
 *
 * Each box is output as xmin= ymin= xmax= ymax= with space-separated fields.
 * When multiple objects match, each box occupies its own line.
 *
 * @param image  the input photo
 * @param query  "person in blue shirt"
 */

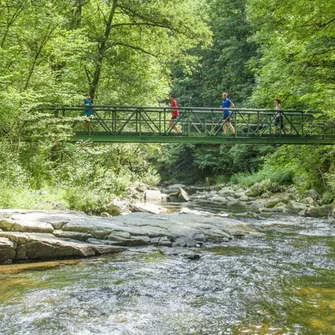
xmin=84 ymin=97 xmax=93 ymax=116
xmin=83 ymin=97 xmax=94 ymax=132
xmin=221 ymin=92 xmax=235 ymax=134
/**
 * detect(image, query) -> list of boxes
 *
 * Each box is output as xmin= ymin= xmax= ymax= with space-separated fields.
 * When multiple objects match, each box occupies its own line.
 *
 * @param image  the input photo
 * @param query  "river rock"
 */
xmin=303 ymin=189 xmax=321 ymax=201
xmin=0 ymin=231 xmax=124 ymax=263
xmin=287 ymin=201 xmax=307 ymax=214
xmin=245 ymin=183 xmax=264 ymax=197
xmin=218 ymin=187 xmax=235 ymax=197
xmin=0 ymin=209 xmax=256 ymax=264
xmin=107 ymin=231 xmax=151 ymax=246
xmin=145 ymin=189 xmax=162 ymax=202
xmin=248 ymin=200 xmax=265 ymax=212
xmin=300 ymin=196 xmax=317 ymax=206
xmin=52 ymin=230 xmax=92 ymax=241
xmin=163 ymin=184 xmax=186 ymax=193
xmin=106 ymin=199 xmax=131 ymax=216
xmin=173 ymin=236 xmax=199 ymax=247
xmin=167 ymin=187 xmax=190 ymax=202
xmin=0 ymin=237 xmax=16 ymax=264
xmin=239 ymin=195 xmax=249 ymax=201
xmin=130 ymin=202 xmax=168 ymax=214
xmin=125 ymin=182 xmax=147 ymax=201
xmin=261 ymin=206 xmax=285 ymax=213
xmin=304 ymin=205 xmax=333 ymax=217
xmin=62 ymin=217 xmax=121 ymax=239
xmin=151 ymin=236 xmax=173 ymax=247
xmin=264 ymin=192 xmax=292 ymax=208
xmin=0 ymin=215 xmax=54 ymax=233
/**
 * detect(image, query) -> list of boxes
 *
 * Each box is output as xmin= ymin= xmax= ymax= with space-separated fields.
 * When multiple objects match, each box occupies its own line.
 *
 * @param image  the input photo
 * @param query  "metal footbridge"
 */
xmin=32 ymin=105 xmax=335 ymax=144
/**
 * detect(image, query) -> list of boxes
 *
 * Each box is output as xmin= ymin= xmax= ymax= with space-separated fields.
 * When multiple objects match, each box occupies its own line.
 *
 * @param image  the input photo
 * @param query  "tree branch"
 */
xmin=111 ymin=21 xmax=176 ymax=31
xmin=319 ymin=15 xmax=335 ymax=28
xmin=110 ymin=41 xmax=158 ymax=57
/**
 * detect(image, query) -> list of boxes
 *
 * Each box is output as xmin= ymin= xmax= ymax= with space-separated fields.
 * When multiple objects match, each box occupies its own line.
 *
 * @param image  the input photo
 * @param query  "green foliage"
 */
xmin=231 ymin=168 xmax=294 ymax=188
xmin=0 ymin=184 xmax=61 ymax=210
xmin=156 ymin=143 xmax=275 ymax=185
xmin=166 ymin=0 xmax=335 ymax=198
xmin=0 ymin=0 xmax=209 ymax=210
xmin=231 ymin=144 xmax=335 ymax=201
xmin=0 ymin=141 xmax=28 ymax=186
xmin=50 ymin=142 xmax=161 ymax=193
xmin=247 ymin=0 xmax=335 ymax=113
xmin=0 ymin=183 xmax=106 ymax=213
xmin=263 ymin=145 xmax=334 ymax=193
xmin=156 ymin=143 xmax=204 ymax=184
xmin=63 ymin=186 xmax=107 ymax=214
xmin=171 ymin=0 xmax=256 ymax=107
xmin=0 ymin=141 xmax=161 ymax=212
xmin=0 ymin=0 xmax=335 ymax=209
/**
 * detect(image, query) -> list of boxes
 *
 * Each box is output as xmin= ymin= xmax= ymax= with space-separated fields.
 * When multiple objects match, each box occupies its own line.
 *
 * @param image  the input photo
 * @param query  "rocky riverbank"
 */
xmin=1 ymin=181 xmax=334 ymax=265
xmin=0 ymin=209 xmax=255 ymax=264
xmin=106 ymin=181 xmax=335 ymax=218
xmin=161 ymin=182 xmax=335 ymax=218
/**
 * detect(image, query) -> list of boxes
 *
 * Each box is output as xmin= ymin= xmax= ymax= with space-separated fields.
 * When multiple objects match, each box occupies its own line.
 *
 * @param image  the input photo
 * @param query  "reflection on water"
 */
xmin=1 ymin=215 xmax=335 ymax=334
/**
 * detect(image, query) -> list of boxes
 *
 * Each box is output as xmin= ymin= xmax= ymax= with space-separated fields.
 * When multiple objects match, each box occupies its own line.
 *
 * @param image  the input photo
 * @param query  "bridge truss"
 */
xmin=33 ymin=106 xmax=335 ymax=145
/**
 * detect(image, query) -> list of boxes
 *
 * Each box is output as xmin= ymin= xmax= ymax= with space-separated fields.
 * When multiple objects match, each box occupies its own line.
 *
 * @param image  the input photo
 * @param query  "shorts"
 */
xmin=274 ymin=116 xmax=284 ymax=127
xmin=171 ymin=115 xmax=178 ymax=120
xmin=83 ymin=110 xmax=93 ymax=116
xmin=223 ymin=114 xmax=231 ymax=121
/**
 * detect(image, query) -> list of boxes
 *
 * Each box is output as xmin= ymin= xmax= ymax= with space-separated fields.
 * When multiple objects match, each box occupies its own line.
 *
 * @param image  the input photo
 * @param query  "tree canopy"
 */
xmin=247 ymin=0 xmax=335 ymax=112
xmin=0 ymin=0 xmax=335 ymax=210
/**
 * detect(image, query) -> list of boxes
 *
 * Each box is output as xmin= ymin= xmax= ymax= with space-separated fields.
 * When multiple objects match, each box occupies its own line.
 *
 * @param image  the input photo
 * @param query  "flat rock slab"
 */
xmin=0 ymin=237 xmax=16 ymax=264
xmin=0 ymin=209 xmax=256 ymax=264
xmin=0 ymin=231 xmax=124 ymax=263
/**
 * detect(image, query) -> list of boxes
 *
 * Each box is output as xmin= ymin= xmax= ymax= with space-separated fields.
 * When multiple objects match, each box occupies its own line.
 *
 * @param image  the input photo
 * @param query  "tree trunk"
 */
xmin=89 ymin=0 xmax=118 ymax=100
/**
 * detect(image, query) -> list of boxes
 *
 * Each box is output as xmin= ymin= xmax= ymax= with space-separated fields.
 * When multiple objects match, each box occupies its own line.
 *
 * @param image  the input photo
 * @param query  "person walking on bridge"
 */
xmin=221 ymin=92 xmax=235 ymax=134
xmin=169 ymin=94 xmax=182 ymax=134
xmin=83 ymin=96 xmax=94 ymax=133
xmin=273 ymin=98 xmax=288 ymax=135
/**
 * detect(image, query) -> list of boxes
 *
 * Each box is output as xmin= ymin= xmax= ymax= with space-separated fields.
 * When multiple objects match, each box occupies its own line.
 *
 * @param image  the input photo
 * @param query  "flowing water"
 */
xmin=0 ymin=211 xmax=335 ymax=334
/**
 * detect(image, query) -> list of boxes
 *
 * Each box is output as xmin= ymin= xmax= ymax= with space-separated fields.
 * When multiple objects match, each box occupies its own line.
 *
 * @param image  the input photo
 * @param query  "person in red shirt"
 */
xmin=169 ymin=94 xmax=182 ymax=133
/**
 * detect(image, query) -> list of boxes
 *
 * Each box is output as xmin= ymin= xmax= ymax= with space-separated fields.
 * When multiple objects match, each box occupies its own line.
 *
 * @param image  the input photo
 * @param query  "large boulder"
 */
xmin=0 ymin=216 xmax=54 ymax=233
xmin=167 ymin=187 xmax=190 ymax=202
xmin=304 ymin=205 xmax=333 ymax=218
xmin=0 ymin=209 xmax=255 ymax=263
xmin=0 ymin=231 xmax=124 ymax=263
xmin=287 ymin=200 xmax=308 ymax=214
xmin=130 ymin=202 xmax=168 ymax=214
xmin=145 ymin=189 xmax=162 ymax=202
xmin=245 ymin=183 xmax=264 ymax=197
xmin=264 ymin=192 xmax=292 ymax=208
xmin=218 ymin=186 xmax=236 ymax=198
xmin=303 ymin=189 xmax=321 ymax=201
xmin=125 ymin=182 xmax=147 ymax=201
xmin=105 ymin=199 xmax=131 ymax=216
xmin=0 ymin=237 xmax=16 ymax=264
xmin=107 ymin=232 xmax=151 ymax=246
xmin=52 ymin=230 xmax=92 ymax=241
xmin=246 ymin=180 xmax=285 ymax=197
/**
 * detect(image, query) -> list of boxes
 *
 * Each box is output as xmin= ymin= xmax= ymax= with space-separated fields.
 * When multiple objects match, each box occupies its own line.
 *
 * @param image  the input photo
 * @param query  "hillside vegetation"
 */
xmin=0 ymin=0 xmax=334 ymax=211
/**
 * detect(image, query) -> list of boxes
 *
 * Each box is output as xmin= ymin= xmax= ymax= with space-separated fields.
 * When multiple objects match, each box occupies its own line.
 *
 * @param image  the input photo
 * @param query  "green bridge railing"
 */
xmin=31 ymin=105 xmax=335 ymax=144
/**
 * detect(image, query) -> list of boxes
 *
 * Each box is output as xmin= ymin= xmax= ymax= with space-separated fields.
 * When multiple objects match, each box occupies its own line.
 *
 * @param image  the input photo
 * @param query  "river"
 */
xmin=0 ymin=206 xmax=334 ymax=334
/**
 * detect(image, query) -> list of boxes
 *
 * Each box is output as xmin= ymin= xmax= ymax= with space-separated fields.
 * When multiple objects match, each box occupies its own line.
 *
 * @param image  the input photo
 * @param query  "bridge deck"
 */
xmin=31 ymin=106 xmax=335 ymax=144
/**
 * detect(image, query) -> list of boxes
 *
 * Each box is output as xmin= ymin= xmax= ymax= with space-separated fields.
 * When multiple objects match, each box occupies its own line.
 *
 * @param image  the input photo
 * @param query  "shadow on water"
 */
xmin=1 ymin=209 xmax=335 ymax=334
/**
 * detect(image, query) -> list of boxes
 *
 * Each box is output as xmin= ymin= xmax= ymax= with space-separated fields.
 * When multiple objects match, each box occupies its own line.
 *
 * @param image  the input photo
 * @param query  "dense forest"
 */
xmin=0 ymin=0 xmax=334 ymax=212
